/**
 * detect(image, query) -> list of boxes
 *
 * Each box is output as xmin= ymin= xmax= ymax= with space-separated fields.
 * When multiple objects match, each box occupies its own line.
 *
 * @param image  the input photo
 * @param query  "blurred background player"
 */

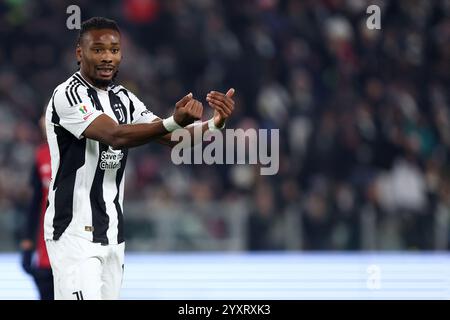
xmin=19 ymin=115 xmax=54 ymax=300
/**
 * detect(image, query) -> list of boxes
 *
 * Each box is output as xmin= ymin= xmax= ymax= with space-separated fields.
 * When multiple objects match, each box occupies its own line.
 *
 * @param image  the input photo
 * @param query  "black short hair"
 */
xmin=77 ymin=17 xmax=120 ymax=45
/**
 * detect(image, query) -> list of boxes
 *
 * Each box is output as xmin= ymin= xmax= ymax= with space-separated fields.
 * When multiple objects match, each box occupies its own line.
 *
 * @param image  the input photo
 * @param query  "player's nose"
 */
xmin=101 ymin=52 xmax=113 ymax=63
xmin=101 ymin=57 xmax=113 ymax=64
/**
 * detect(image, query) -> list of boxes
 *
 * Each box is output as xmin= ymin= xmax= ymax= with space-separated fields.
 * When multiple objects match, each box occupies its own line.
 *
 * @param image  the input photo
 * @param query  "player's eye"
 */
xmin=111 ymin=48 xmax=120 ymax=54
xmin=93 ymin=48 xmax=102 ymax=53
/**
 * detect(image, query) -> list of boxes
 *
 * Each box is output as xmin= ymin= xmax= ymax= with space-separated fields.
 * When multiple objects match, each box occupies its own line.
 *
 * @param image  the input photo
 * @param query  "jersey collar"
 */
xmin=76 ymin=71 xmax=115 ymax=92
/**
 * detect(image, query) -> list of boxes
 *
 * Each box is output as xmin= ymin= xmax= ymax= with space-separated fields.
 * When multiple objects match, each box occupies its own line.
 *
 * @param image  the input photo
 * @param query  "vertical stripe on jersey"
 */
xmin=90 ymin=142 xmax=109 ymax=244
xmin=65 ymin=79 xmax=75 ymax=106
xmin=83 ymin=139 xmax=102 ymax=242
xmin=87 ymin=88 xmax=110 ymax=244
xmin=114 ymin=149 xmax=127 ymax=243
xmin=88 ymin=88 xmax=103 ymax=112
xmin=108 ymin=91 xmax=128 ymax=243
xmin=52 ymin=125 xmax=86 ymax=240
xmin=68 ymin=80 xmax=78 ymax=105
xmin=108 ymin=91 xmax=128 ymax=124
xmin=116 ymin=89 xmax=134 ymax=123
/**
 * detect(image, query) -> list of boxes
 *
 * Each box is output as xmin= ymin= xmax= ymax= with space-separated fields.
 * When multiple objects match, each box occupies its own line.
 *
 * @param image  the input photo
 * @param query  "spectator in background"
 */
xmin=19 ymin=116 xmax=53 ymax=300
xmin=247 ymin=181 xmax=283 ymax=250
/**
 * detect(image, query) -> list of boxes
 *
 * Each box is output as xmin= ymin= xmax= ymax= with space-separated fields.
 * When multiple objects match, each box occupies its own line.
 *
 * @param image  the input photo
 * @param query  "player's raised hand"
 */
xmin=173 ymin=93 xmax=204 ymax=127
xmin=206 ymin=88 xmax=235 ymax=128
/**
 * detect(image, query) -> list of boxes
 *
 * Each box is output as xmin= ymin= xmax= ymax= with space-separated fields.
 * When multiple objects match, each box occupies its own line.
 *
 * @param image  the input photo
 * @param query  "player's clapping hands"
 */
xmin=206 ymin=88 xmax=235 ymax=128
xmin=173 ymin=93 xmax=204 ymax=127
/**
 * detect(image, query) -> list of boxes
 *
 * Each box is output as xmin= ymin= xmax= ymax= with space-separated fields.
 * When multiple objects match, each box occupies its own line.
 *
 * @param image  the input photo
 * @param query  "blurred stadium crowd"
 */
xmin=0 ymin=0 xmax=449 ymax=251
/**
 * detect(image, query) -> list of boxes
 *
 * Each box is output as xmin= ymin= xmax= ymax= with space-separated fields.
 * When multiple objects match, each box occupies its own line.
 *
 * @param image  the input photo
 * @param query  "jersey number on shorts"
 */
xmin=72 ymin=290 xmax=84 ymax=300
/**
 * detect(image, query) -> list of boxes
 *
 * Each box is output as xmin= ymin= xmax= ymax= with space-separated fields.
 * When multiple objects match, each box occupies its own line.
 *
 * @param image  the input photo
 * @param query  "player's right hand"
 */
xmin=173 ymin=93 xmax=203 ymax=127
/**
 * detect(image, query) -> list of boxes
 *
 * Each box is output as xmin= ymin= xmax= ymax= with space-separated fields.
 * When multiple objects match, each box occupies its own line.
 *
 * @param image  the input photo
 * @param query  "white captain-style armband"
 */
xmin=208 ymin=118 xmax=225 ymax=131
xmin=162 ymin=116 xmax=183 ymax=132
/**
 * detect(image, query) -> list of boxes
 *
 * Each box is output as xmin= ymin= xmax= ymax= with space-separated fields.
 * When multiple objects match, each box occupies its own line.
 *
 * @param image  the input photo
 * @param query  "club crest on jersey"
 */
xmin=112 ymin=103 xmax=126 ymax=123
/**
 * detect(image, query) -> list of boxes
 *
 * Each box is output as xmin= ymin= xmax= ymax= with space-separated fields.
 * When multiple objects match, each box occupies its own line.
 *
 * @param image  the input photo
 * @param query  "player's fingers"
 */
xmin=197 ymin=101 xmax=204 ymax=117
xmin=226 ymin=88 xmax=235 ymax=98
xmin=207 ymin=92 xmax=235 ymax=111
xmin=184 ymin=99 xmax=196 ymax=112
xmin=209 ymin=101 xmax=229 ymax=118
xmin=186 ymin=100 xmax=201 ymax=119
xmin=209 ymin=90 xmax=234 ymax=100
xmin=206 ymin=94 xmax=231 ymax=110
xmin=192 ymin=101 xmax=203 ymax=119
xmin=210 ymin=100 xmax=231 ymax=116
xmin=207 ymin=97 xmax=232 ymax=115
xmin=176 ymin=92 xmax=193 ymax=108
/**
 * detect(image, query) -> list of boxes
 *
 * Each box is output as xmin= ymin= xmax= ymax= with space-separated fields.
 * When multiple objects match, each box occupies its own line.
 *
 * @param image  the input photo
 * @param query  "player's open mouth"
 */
xmin=96 ymin=66 xmax=114 ymax=77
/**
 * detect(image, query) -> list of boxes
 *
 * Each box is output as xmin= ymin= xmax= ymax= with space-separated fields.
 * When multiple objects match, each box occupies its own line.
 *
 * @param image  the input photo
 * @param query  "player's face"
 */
xmin=77 ymin=29 xmax=121 ymax=88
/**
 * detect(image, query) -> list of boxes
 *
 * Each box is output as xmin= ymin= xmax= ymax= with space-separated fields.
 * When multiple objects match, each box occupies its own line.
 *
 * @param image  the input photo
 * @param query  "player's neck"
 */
xmin=79 ymin=70 xmax=109 ymax=91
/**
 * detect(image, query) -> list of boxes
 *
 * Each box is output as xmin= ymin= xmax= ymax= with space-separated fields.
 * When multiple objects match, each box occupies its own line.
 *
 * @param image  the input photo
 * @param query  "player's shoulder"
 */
xmin=61 ymin=72 xmax=90 ymax=91
xmin=53 ymin=72 xmax=90 ymax=104
xmin=111 ymin=84 xmax=142 ymax=103
xmin=115 ymin=85 xmax=144 ymax=105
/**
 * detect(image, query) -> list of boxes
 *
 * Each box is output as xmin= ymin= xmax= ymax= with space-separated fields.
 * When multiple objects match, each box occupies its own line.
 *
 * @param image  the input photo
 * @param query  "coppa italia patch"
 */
xmin=79 ymin=105 xmax=94 ymax=120
xmin=79 ymin=105 xmax=88 ymax=114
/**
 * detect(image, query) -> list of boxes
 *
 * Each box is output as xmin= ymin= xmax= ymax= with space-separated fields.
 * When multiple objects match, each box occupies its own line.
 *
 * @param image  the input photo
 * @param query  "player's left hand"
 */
xmin=206 ymin=88 xmax=235 ymax=128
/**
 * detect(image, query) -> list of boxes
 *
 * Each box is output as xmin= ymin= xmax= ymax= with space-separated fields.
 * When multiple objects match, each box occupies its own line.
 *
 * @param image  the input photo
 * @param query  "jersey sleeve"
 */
xmin=52 ymin=85 xmax=103 ymax=139
xmin=127 ymin=91 xmax=160 ymax=124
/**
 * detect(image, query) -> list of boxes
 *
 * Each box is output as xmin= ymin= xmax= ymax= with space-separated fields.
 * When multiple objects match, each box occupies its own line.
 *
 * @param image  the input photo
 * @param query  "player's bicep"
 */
xmin=82 ymin=114 xmax=119 ymax=145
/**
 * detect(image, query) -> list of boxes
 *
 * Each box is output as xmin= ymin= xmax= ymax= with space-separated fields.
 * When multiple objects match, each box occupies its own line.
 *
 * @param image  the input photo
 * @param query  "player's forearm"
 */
xmin=111 ymin=119 xmax=218 ymax=149
xmin=110 ymin=120 xmax=169 ymax=149
xmin=166 ymin=121 xmax=222 ymax=148
xmin=155 ymin=121 xmax=212 ymax=148
xmin=84 ymin=114 xmax=170 ymax=149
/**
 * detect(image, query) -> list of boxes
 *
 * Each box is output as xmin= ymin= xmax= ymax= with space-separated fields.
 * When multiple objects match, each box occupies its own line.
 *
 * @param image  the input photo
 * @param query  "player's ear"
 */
xmin=76 ymin=44 xmax=82 ymax=63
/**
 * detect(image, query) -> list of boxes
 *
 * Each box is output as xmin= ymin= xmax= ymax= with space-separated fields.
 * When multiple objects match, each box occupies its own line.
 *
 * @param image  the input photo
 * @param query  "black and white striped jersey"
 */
xmin=44 ymin=71 xmax=158 ymax=245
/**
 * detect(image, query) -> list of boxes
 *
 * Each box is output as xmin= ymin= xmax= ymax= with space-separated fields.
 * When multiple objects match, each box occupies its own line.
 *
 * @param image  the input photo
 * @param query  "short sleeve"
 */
xmin=53 ymin=85 xmax=103 ymax=139
xmin=127 ymin=91 xmax=159 ymax=124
